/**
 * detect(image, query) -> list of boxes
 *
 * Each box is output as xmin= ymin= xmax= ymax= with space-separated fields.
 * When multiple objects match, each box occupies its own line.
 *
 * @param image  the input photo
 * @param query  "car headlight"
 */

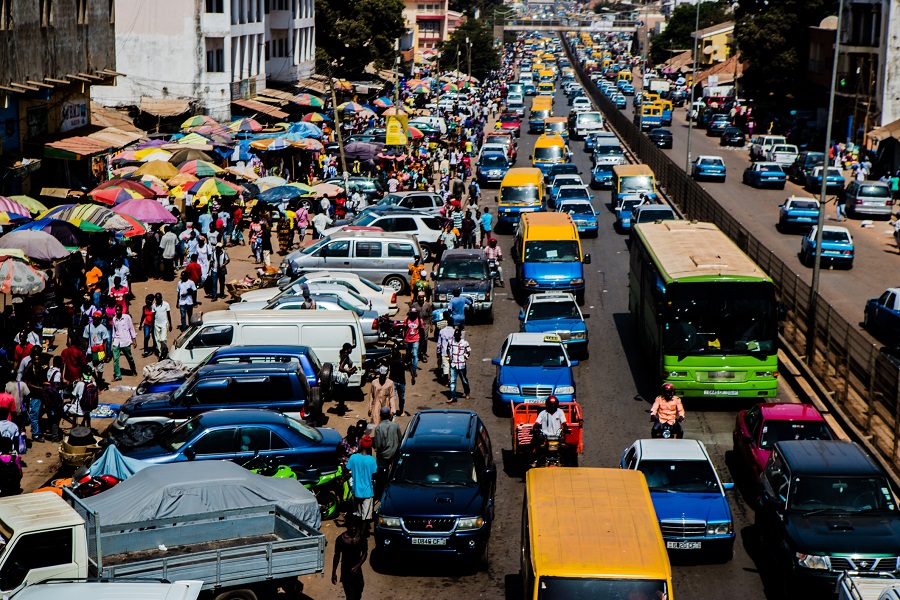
xmin=569 ymin=278 xmax=584 ymax=285
xmin=524 ymin=279 xmax=537 ymax=287
xmin=457 ymin=517 xmax=484 ymax=530
xmin=706 ymin=522 xmax=733 ymax=536
xmin=796 ymin=553 xmax=829 ymax=570
xmin=555 ymin=386 xmax=575 ymax=395
xmin=570 ymin=331 xmax=586 ymax=340
xmin=499 ymin=385 xmax=519 ymax=394
xmin=438 ymin=293 xmax=448 ymax=301
xmin=476 ymin=293 xmax=486 ymax=300
xmin=377 ymin=516 xmax=402 ymax=530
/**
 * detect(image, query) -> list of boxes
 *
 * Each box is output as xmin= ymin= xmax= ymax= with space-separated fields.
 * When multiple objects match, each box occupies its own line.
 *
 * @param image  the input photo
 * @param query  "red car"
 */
xmin=732 ymin=403 xmax=835 ymax=478
xmin=497 ymin=112 xmax=522 ymax=138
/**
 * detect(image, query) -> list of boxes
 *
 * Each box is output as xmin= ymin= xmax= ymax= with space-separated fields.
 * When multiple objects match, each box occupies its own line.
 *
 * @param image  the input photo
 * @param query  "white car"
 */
xmin=766 ymin=144 xmax=800 ymax=166
xmin=232 ymin=282 xmax=383 ymax=314
xmin=572 ymin=97 xmax=593 ymax=113
xmin=322 ymin=210 xmax=443 ymax=262
xmin=239 ymin=271 xmax=398 ymax=314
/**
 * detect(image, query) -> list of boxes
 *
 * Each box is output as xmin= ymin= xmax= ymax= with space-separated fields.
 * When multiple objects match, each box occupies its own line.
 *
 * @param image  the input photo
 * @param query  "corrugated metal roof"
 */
xmin=232 ymin=99 xmax=289 ymax=119
xmin=45 ymin=127 xmax=145 ymax=159
xmin=257 ymin=88 xmax=296 ymax=102
xmin=139 ymin=97 xmax=191 ymax=117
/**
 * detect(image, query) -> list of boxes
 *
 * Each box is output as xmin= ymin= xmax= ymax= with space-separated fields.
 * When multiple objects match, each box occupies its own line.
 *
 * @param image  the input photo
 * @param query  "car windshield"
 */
xmin=790 ymin=476 xmax=897 ymax=513
xmin=553 ymin=177 xmax=581 ymax=188
xmin=578 ymin=113 xmax=601 ymax=123
xmin=437 ymin=260 xmax=488 ymax=280
xmin=759 ymin=420 xmax=833 ymax=449
xmin=558 ymin=188 xmax=589 ymax=200
xmin=286 ymin=414 xmax=323 ymax=443
xmin=618 ymin=199 xmax=642 ymax=211
xmin=499 ymin=115 xmax=518 ymax=123
xmin=480 ymin=155 xmax=508 ymax=168
xmin=392 ymin=451 xmax=478 ymax=485
xmin=527 ymin=301 xmax=581 ymax=321
xmin=501 ymin=185 xmax=540 ymax=205
xmin=859 ymin=185 xmax=891 ymax=198
xmin=354 ymin=214 xmax=379 ymax=226
xmin=157 ymin=418 xmax=203 ymax=451
xmin=549 ymin=165 xmax=578 ymax=177
xmin=378 ymin=193 xmax=404 ymax=206
xmin=638 ymin=459 xmax=721 ymax=493
xmin=545 ymin=122 xmax=566 ymax=133
xmin=789 ymin=200 xmax=819 ymax=210
xmin=535 ymin=146 xmax=565 ymax=160
xmin=820 ymin=230 xmax=850 ymax=243
xmin=723 ymin=128 xmax=742 ymax=135
xmin=524 ymin=240 xmax=581 ymax=263
xmin=758 ymin=165 xmax=783 ymax=173
xmin=504 ymin=344 xmax=567 ymax=367
xmin=301 ymin=237 xmax=329 ymax=255
xmin=531 ymin=110 xmax=550 ymax=120
xmin=699 ymin=158 xmax=723 ymax=166
xmin=564 ymin=203 xmax=594 ymax=215
xmin=485 ymin=136 xmax=510 ymax=147
xmin=635 ymin=208 xmax=675 ymax=223
xmin=620 ymin=175 xmax=655 ymax=192
xmin=663 ymin=281 xmax=777 ymax=355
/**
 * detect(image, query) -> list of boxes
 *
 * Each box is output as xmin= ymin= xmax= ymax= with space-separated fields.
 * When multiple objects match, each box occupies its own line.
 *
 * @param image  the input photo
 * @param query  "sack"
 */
xmin=81 ymin=383 xmax=99 ymax=413
xmin=334 ymin=371 xmax=350 ymax=385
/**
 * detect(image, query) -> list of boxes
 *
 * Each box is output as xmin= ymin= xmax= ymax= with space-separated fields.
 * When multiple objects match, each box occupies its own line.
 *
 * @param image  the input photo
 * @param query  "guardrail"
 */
xmin=563 ymin=39 xmax=900 ymax=476
xmin=503 ymin=18 xmax=636 ymax=31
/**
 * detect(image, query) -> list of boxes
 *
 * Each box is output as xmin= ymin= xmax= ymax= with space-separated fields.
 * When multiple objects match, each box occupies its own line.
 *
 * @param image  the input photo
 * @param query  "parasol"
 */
xmin=113 ymin=199 xmax=177 ymax=225
xmin=228 ymin=118 xmax=263 ymax=133
xmin=0 ymin=256 xmax=46 ymax=295
xmin=13 ymin=218 xmax=88 ymax=248
xmin=134 ymin=160 xmax=179 ymax=181
xmin=0 ymin=197 xmax=32 ymax=218
xmin=0 ymin=230 xmax=71 ymax=261
xmin=39 ymin=204 xmax=134 ymax=232
xmin=256 ymin=176 xmax=288 ymax=191
xmin=337 ymin=101 xmax=365 ymax=113
xmin=343 ymin=141 xmax=379 ymax=161
xmin=169 ymin=148 xmax=213 ymax=164
xmin=301 ymin=112 xmax=327 ymax=123
xmin=178 ymin=160 xmax=223 ymax=177
xmin=313 ymin=182 xmax=343 ymax=197
xmin=223 ymin=165 xmax=259 ymax=181
xmin=89 ymin=186 xmax=151 ymax=206
xmin=294 ymin=94 xmax=325 ymax=108
xmin=9 ymin=196 xmax=47 ymax=215
xmin=181 ymin=115 xmax=219 ymax=129
xmin=257 ymin=185 xmax=315 ymax=204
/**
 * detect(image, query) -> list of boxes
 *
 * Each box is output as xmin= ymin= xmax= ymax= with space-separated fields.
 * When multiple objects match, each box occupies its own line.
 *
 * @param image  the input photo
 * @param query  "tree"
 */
xmin=648 ymin=1 xmax=729 ymax=66
xmin=315 ymin=0 xmax=407 ymax=78
xmin=734 ymin=0 xmax=837 ymax=101
xmin=439 ymin=19 xmax=500 ymax=81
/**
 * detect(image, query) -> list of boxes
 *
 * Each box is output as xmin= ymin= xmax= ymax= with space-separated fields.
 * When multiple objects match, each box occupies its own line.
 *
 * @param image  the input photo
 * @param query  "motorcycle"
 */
xmin=244 ymin=454 xmax=351 ymax=519
xmin=69 ymin=473 xmax=120 ymax=498
xmin=377 ymin=314 xmax=405 ymax=343
xmin=488 ymin=258 xmax=503 ymax=287
xmin=244 ymin=453 xmax=298 ymax=479
xmin=650 ymin=414 xmax=685 ymax=439
xmin=531 ymin=423 xmax=574 ymax=468
xmin=363 ymin=345 xmax=393 ymax=382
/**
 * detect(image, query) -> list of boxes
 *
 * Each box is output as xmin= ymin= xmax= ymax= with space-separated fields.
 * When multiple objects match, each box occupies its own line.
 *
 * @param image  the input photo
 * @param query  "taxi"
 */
xmin=492 ymin=332 xmax=578 ymax=413
xmin=518 ymin=292 xmax=589 ymax=359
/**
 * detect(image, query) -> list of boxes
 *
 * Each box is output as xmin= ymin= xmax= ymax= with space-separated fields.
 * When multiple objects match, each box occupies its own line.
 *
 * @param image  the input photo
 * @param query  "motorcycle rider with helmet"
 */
xmin=484 ymin=237 xmax=504 ymax=288
xmin=531 ymin=395 xmax=567 ymax=465
xmin=650 ymin=383 xmax=685 ymax=438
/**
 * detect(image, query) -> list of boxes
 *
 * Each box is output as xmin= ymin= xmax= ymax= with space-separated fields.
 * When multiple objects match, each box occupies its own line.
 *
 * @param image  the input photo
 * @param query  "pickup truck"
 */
xmin=837 ymin=573 xmax=900 ymax=600
xmin=864 ymin=288 xmax=900 ymax=344
xmin=9 ymin=580 xmax=203 ymax=600
xmin=0 ymin=492 xmax=325 ymax=600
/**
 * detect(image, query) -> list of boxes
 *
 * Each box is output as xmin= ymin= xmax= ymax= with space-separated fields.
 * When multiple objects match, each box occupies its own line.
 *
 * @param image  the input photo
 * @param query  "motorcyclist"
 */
xmin=484 ymin=238 xmax=504 ymax=288
xmin=531 ymin=395 xmax=567 ymax=465
xmin=650 ymin=383 xmax=685 ymax=438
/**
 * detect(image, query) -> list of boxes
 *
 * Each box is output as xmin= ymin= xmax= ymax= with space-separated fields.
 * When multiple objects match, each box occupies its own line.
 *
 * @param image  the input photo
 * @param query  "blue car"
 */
xmin=613 ymin=94 xmax=627 ymax=109
xmin=519 ymin=292 xmax=589 ymax=358
xmin=622 ymin=439 xmax=735 ymax=560
xmin=690 ymin=156 xmax=726 ymax=182
xmin=476 ymin=152 xmax=511 ymax=186
xmin=742 ymin=162 xmax=787 ymax=189
xmin=614 ymin=198 xmax=643 ymax=232
xmin=590 ymin=163 xmax=615 ymax=189
xmin=557 ymin=199 xmax=598 ymax=238
xmin=777 ymin=197 xmax=820 ymax=231
xmin=121 ymin=408 xmax=344 ymax=472
xmin=805 ymin=166 xmax=845 ymax=193
xmin=800 ymin=225 xmax=854 ymax=269
xmin=548 ymin=174 xmax=584 ymax=204
xmin=619 ymin=82 xmax=635 ymax=95
xmin=492 ymin=332 xmax=578 ymax=413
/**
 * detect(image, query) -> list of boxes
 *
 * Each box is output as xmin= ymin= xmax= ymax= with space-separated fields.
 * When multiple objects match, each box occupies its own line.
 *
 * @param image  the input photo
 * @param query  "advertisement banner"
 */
xmin=386 ymin=114 xmax=408 ymax=146
xmin=61 ymin=100 xmax=88 ymax=132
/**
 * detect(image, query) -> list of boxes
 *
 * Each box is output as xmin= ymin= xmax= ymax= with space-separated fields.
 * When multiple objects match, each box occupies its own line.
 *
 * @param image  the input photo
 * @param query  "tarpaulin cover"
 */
xmin=82 ymin=460 xmax=321 ymax=530
xmin=88 ymin=445 xmax=149 ymax=480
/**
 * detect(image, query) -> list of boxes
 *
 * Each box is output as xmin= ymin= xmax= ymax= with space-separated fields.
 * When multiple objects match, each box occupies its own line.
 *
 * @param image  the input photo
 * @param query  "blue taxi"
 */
xmin=556 ymin=198 xmax=598 ymax=238
xmin=519 ymin=293 xmax=589 ymax=359
xmin=777 ymin=197 xmax=820 ymax=232
xmin=492 ymin=332 xmax=578 ymax=413
xmin=800 ymin=225 xmax=854 ymax=269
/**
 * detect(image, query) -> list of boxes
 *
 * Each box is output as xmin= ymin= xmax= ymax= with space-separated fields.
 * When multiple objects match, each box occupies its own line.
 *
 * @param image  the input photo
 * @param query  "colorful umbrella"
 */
xmin=0 ymin=256 xmax=46 ymax=295
xmin=257 ymin=185 xmax=315 ymax=203
xmin=113 ymin=198 xmax=177 ymax=224
xmin=136 ymin=139 xmax=168 ymax=150
xmin=89 ymin=186 xmax=151 ymax=206
xmin=287 ymin=182 xmax=316 ymax=195
xmin=13 ymin=219 xmax=87 ymax=248
xmin=177 ymin=132 xmax=213 ymax=146
xmin=373 ymin=97 xmax=393 ymax=108
xmin=112 ymin=166 xmax=139 ymax=177
xmin=0 ymin=230 xmax=70 ymax=261
xmin=189 ymin=177 xmax=241 ymax=199
xmin=382 ymin=107 xmax=408 ymax=117
xmin=301 ymin=112 xmax=327 ymax=123
xmin=181 ymin=115 xmax=218 ymax=129
xmin=333 ymin=80 xmax=352 ymax=92
xmin=117 ymin=213 xmax=147 ymax=238
xmin=0 ymin=213 xmax=30 ymax=226
xmin=135 ymin=176 xmax=168 ymax=197
xmin=337 ymin=101 xmax=365 ymax=113
xmin=294 ymin=94 xmax=324 ymax=108
xmin=409 ymin=81 xmax=430 ymax=94
xmin=169 ymin=149 xmax=213 ymax=164
xmin=178 ymin=160 xmax=223 ymax=177
xmin=223 ymin=165 xmax=259 ymax=181
xmin=38 ymin=204 xmax=133 ymax=232
xmin=295 ymin=138 xmax=324 ymax=152
xmin=228 ymin=118 xmax=263 ymax=133
xmin=407 ymin=126 xmax=424 ymax=140
xmin=166 ymin=172 xmax=199 ymax=188
xmin=256 ymin=176 xmax=288 ymax=191
xmin=111 ymin=151 xmax=138 ymax=164
xmin=249 ymin=137 xmax=291 ymax=152
xmin=0 ymin=198 xmax=32 ymax=218
xmin=8 ymin=196 xmax=47 ymax=214
xmin=442 ymin=83 xmax=458 ymax=92
xmin=134 ymin=160 xmax=179 ymax=181
xmin=313 ymin=182 xmax=343 ymax=197
xmin=134 ymin=148 xmax=171 ymax=161
xmin=92 ymin=179 xmax=152 ymax=195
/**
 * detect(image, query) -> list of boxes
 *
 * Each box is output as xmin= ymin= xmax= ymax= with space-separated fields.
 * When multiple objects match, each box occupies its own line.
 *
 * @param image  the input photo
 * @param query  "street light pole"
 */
xmin=806 ymin=0 xmax=845 ymax=361
xmin=466 ymin=36 xmax=472 ymax=79
xmin=684 ymin=0 xmax=701 ymax=172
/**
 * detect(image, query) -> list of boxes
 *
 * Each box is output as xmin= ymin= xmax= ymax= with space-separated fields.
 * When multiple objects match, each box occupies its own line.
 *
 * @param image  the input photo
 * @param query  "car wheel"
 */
xmin=419 ymin=244 xmax=432 ymax=263
xmin=383 ymin=275 xmax=406 ymax=294
xmin=485 ymin=308 xmax=494 ymax=325
xmin=777 ymin=183 xmax=786 ymax=190
xmin=318 ymin=362 xmax=334 ymax=401
xmin=477 ymin=538 xmax=490 ymax=571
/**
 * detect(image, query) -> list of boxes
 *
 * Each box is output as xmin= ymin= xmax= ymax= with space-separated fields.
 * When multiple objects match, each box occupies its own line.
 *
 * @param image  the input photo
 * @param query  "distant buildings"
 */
xmin=402 ymin=0 xmax=466 ymax=64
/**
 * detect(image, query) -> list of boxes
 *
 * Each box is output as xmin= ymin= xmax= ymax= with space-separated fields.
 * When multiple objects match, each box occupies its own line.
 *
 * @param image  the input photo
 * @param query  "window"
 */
xmin=192 ymin=429 xmax=237 ymax=455
xmin=230 ymin=375 xmax=295 ymax=402
xmin=205 ymin=0 xmax=224 ymax=12
xmin=191 ymin=325 xmax=233 ymax=348
xmin=205 ymin=38 xmax=225 ymax=72
xmin=320 ymin=240 xmax=350 ymax=257
xmin=238 ymin=427 xmax=275 ymax=452
xmin=76 ymin=0 xmax=87 ymax=25
xmin=385 ymin=217 xmax=417 ymax=232
xmin=39 ymin=0 xmax=52 ymax=27
xmin=0 ymin=529 xmax=74 ymax=590
xmin=387 ymin=243 xmax=415 ymax=257
xmin=355 ymin=241 xmax=382 ymax=258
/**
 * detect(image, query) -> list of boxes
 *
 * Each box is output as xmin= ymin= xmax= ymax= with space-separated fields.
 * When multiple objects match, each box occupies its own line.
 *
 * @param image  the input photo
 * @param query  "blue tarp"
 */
xmin=88 ymin=445 xmax=150 ymax=481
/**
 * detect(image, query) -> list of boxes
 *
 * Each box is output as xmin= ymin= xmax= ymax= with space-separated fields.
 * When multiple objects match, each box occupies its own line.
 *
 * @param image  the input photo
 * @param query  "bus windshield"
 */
xmin=534 ymin=146 xmax=565 ymax=160
xmin=524 ymin=240 xmax=581 ymax=263
xmin=500 ymin=185 xmax=540 ymax=205
xmin=620 ymin=175 xmax=655 ymax=193
xmin=662 ymin=281 xmax=776 ymax=356
xmin=537 ymin=577 xmax=667 ymax=600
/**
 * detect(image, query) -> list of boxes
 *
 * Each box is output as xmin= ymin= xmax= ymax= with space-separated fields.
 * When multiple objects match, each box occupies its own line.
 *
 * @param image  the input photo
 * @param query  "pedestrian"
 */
xmin=212 ymin=242 xmax=229 ymax=301
xmin=407 ymin=256 xmax=426 ymax=301
xmin=71 ymin=367 xmax=99 ymax=429
xmin=387 ymin=345 xmax=408 ymax=417
xmin=83 ymin=311 xmax=109 ymax=387
xmin=108 ymin=276 xmax=129 ymax=314
xmin=346 ymin=435 xmax=378 ymax=532
xmin=42 ymin=356 xmax=64 ymax=442
xmin=311 ymin=210 xmax=332 ymax=240
xmin=335 ymin=343 xmax=358 ymax=416
xmin=141 ymin=294 xmax=156 ymax=357
xmin=152 ymin=292 xmax=173 ymax=359
xmin=447 ymin=327 xmax=471 ymax=403
xmin=300 ymin=285 xmax=317 ymax=309
xmin=110 ymin=304 xmax=137 ymax=382
xmin=261 ymin=224 xmax=274 ymax=267
xmin=184 ymin=253 xmax=202 ymax=285
xmin=368 ymin=365 xmax=397 ymax=425
xmin=331 ymin=516 xmax=368 ymax=600
xmin=835 ymin=191 xmax=847 ymax=222
xmin=374 ymin=407 xmax=402 ymax=469
xmin=436 ymin=316 xmax=455 ymax=386
xmin=176 ymin=271 xmax=197 ymax=331
xmin=448 ymin=288 xmax=473 ymax=327
xmin=480 ymin=207 xmax=493 ymax=247
xmin=295 ymin=204 xmax=310 ymax=243
xmin=411 ymin=291 xmax=433 ymax=363
xmin=61 ymin=337 xmax=87 ymax=383
xmin=461 ymin=210 xmax=476 ymax=249
xmin=403 ymin=307 xmax=424 ymax=385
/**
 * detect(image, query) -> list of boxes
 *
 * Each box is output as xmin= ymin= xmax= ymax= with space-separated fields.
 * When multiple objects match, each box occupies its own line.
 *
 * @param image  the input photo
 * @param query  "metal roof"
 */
xmin=0 ymin=492 xmax=83 ymax=533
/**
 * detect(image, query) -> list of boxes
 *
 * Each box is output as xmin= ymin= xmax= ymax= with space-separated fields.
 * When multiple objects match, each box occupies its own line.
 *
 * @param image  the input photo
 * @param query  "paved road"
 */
xmin=619 ymin=75 xmax=900 ymax=337
xmin=302 ymin=88 xmax=790 ymax=600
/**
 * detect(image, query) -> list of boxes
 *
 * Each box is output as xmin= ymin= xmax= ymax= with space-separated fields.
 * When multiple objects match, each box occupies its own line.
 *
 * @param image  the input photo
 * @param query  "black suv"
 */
xmin=787 ymin=151 xmax=826 ymax=184
xmin=432 ymin=249 xmax=495 ymax=323
xmin=757 ymin=440 xmax=900 ymax=593
xmin=375 ymin=410 xmax=496 ymax=567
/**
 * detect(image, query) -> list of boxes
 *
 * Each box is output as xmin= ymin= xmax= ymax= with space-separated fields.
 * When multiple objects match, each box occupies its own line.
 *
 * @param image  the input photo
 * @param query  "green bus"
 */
xmin=629 ymin=220 xmax=779 ymax=398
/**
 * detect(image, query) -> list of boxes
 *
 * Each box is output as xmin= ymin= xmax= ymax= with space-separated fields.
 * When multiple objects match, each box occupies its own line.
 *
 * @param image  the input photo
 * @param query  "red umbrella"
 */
xmin=89 ymin=186 xmax=154 ymax=206
xmin=92 ymin=179 xmax=155 ymax=195
xmin=117 ymin=213 xmax=147 ymax=238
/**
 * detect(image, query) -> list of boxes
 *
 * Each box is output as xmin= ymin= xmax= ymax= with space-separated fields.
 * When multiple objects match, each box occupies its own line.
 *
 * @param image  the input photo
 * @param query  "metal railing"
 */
xmin=566 ymin=41 xmax=900 ymax=475
xmin=503 ymin=18 xmax=637 ymax=31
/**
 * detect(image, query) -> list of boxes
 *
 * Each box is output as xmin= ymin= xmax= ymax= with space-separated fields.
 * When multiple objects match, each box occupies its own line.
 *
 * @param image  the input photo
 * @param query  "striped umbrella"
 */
xmin=249 ymin=137 xmax=291 ymax=152
xmin=93 ymin=179 xmax=153 ymax=195
xmin=301 ymin=112 xmax=327 ymax=123
xmin=0 ymin=197 xmax=33 ymax=218
xmin=189 ymin=177 xmax=241 ymax=199
xmin=288 ymin=182 xmax=316 ymax=195
xmin=38 ymin=204 xmax=133 ymax=232
xmin=181 ymin=115 xmax=218 ymax=129
xmin=296 ymin=138 xmax=324 ymax=152
xmin=134 ymin=148 xmax=171 ymax=161
xmin=441 ymin=83 xmax=458 ymax=92
xmin=166 ymin=172 xmax=199 ymax=188
xmin=337 ymin=101 xmax=365 ymax=113
xmin=224 ymin=165 xmax=259 ymax=181
xmin=294 ymin=94 xmax=324 ymax=108
xmin=89 ymin=186 xmax=152 ymax=206
xmin=9 ymin=195 xmax=47 ymax=214
xmin=256 ymin=176 xmax=287 ymax=191
xmin=117 ymin=213 xmax=148 ymax=238
xmin=373 ymin=97 xmax=393 ymax=108
xmin=178 ymin=160 xmax=223 ymax=177
xmin=177 ymin=132 xmax=213 ymax=145
xmin=0 ymin=256 xmax=46 ymax=295
xmin=407 ymin=126 xmax=424 ymax=140
xmin=228 ymin=118 xmax=263 ymax=133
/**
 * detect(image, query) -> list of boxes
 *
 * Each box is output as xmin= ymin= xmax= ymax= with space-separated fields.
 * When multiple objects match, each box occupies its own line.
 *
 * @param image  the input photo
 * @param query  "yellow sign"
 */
xmin=386 ymin=115 xmax=408 ymax=146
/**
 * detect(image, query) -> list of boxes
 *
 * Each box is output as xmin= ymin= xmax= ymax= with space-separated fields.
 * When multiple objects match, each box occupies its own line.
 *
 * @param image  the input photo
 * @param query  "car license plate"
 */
xmin=667 ymin=541 xmax=701 ymax=550
xmin=524 ymin=398 xmax=544 ymax=404
xmin=703 ymin=390 xmax=739 ymax=396
xmin=708 ymin=371 xmax=735 ymax=379
xmin=411 ymin=537 xmax=447 ymax=546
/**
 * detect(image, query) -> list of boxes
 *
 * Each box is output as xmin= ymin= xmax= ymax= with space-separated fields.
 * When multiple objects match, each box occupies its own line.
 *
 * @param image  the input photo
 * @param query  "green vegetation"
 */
xmin=648 ymin=2 xmax=729 ymax=66
xmin=315 ymin=0 xmax=407 ymax=77
xmin=440 ymin=19 xmax=500 ymax=81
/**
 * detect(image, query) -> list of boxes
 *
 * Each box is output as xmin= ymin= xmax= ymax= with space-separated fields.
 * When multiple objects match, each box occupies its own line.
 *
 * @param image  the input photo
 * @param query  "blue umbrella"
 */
xmin=13 ymin=218 xmax=87 ymax=247
xmin=257 ymin=185 xmax=313 ymax=203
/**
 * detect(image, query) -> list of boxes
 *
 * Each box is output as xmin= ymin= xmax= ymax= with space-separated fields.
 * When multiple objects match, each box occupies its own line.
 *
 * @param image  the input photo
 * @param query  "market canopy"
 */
xmin=13 ymin=218 xmax=88 ymax=247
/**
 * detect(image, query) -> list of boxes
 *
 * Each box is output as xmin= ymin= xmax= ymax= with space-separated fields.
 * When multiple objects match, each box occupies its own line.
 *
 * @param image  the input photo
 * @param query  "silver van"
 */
xmin=280 ymin=230 xmax=422 ymax=293
xmin=844 ymin=180 xmax=894 ymax=218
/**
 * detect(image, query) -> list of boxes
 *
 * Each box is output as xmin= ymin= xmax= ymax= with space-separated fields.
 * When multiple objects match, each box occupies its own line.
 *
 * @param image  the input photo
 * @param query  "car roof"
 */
xmin=558 ymin=185 xmax=588 ymax=190
xmin=210 ymin=345 xmax=313 ymax=357
xmin=327 ymin=229 xmax=418 ymax=241
xmin=530 ymin=292 xmax=577 ymax=303
xmin=755 ymin=402 xmax=826 ymax=421
xmin=755 ymin=162 xmax=782 ymax=167
xmin=776 ymin=440 xmax=882 ymax=476
xmin=637 ymin=439 xmax=710 ymax=461
xmin=442 ymin=249 xmax=486 ymax=260
xmin=196 ymin=408 xmax=290 ymax=426
xmin=821 ymin=225 xmax=851 ymax=234
xmin=784 ymin=196 xmax=819 ymax=204
xmin=386 ymin=191 xmax=438 ymax=197
xmin=697 ymin=155 xmax=723 ymax=161
xmin=403 ymin=410 xmax=479 ymax=452
xmin=196 ymin=363 xmax=299 ymax=376
xmin=558 ymin=198 xmax=592 ymax=205
xmin=505 ymin=332 xmax=565 ymax=346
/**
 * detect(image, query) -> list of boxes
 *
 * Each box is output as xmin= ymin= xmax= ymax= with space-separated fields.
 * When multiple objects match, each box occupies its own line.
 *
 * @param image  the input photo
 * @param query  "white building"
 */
xmin=93 ymin=0 xmax=315 ymax=122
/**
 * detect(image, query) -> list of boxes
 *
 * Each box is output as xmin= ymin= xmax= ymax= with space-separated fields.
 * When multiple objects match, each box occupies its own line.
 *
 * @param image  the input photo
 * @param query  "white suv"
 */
xmin=323 ymin=210 xmax=443 ymax=262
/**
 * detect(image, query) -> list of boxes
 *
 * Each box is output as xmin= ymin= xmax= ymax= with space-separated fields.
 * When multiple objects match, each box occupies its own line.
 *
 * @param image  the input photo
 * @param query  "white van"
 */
xmin=168 ymin=311 xmax=366 ymax=386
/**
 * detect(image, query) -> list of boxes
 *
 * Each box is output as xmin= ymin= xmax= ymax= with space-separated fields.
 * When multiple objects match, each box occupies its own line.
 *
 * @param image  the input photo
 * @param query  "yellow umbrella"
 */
xmin=134 ymin=148 xmax=171 ymax=161
xmin=134 ymin=160 xmax=179 ymax=181
xmin=166 ymin=172 xmax=199 ymax=188
xmin=9 ymin=195 xmax=47 ymax=214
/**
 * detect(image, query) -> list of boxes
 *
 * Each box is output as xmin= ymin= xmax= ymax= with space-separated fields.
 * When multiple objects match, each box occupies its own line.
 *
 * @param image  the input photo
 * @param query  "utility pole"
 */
xmin=684 ymin=0 xmax=700 ymax=172
xmin=466 ymin=36 xmax=472 ymax=79
xmin=393 ymin=38 xmax=400 ymax=109
xmin=806 ymin=0 xmax=845 ymax=361
xmin=328 ymin=71 xmax=349 ymax=192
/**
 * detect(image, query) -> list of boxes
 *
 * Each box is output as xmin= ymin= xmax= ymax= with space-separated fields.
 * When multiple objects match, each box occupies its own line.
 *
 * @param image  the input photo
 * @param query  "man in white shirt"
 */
xmin=152 ymin=292 xmax=173 ymax=358
xmin=176 ymin=272 xmax=197 ymax=331
xmin=534 ymin=395 xmax=567 ymax=439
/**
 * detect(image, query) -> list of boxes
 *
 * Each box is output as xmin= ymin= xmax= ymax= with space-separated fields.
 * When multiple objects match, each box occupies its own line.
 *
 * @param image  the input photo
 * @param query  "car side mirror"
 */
xmin=491 ymin=358 xmax=501 ymax=366
xmin=184 ymin=447 xmax=196 ymax=461
xmin=528 ymin=155 xmax=533 ymax=160
xmin=583 ymin=254 xmax=591 ymax=264
xmin=722 ymin=482 xmax=735 ymax=491
xmin=518 ymin=310 xmax=525 ymax=320
xmin=570 ymin=360 xmax=579 ymax=367
xmin=582 ymin=313 xmax=590 ymax=318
